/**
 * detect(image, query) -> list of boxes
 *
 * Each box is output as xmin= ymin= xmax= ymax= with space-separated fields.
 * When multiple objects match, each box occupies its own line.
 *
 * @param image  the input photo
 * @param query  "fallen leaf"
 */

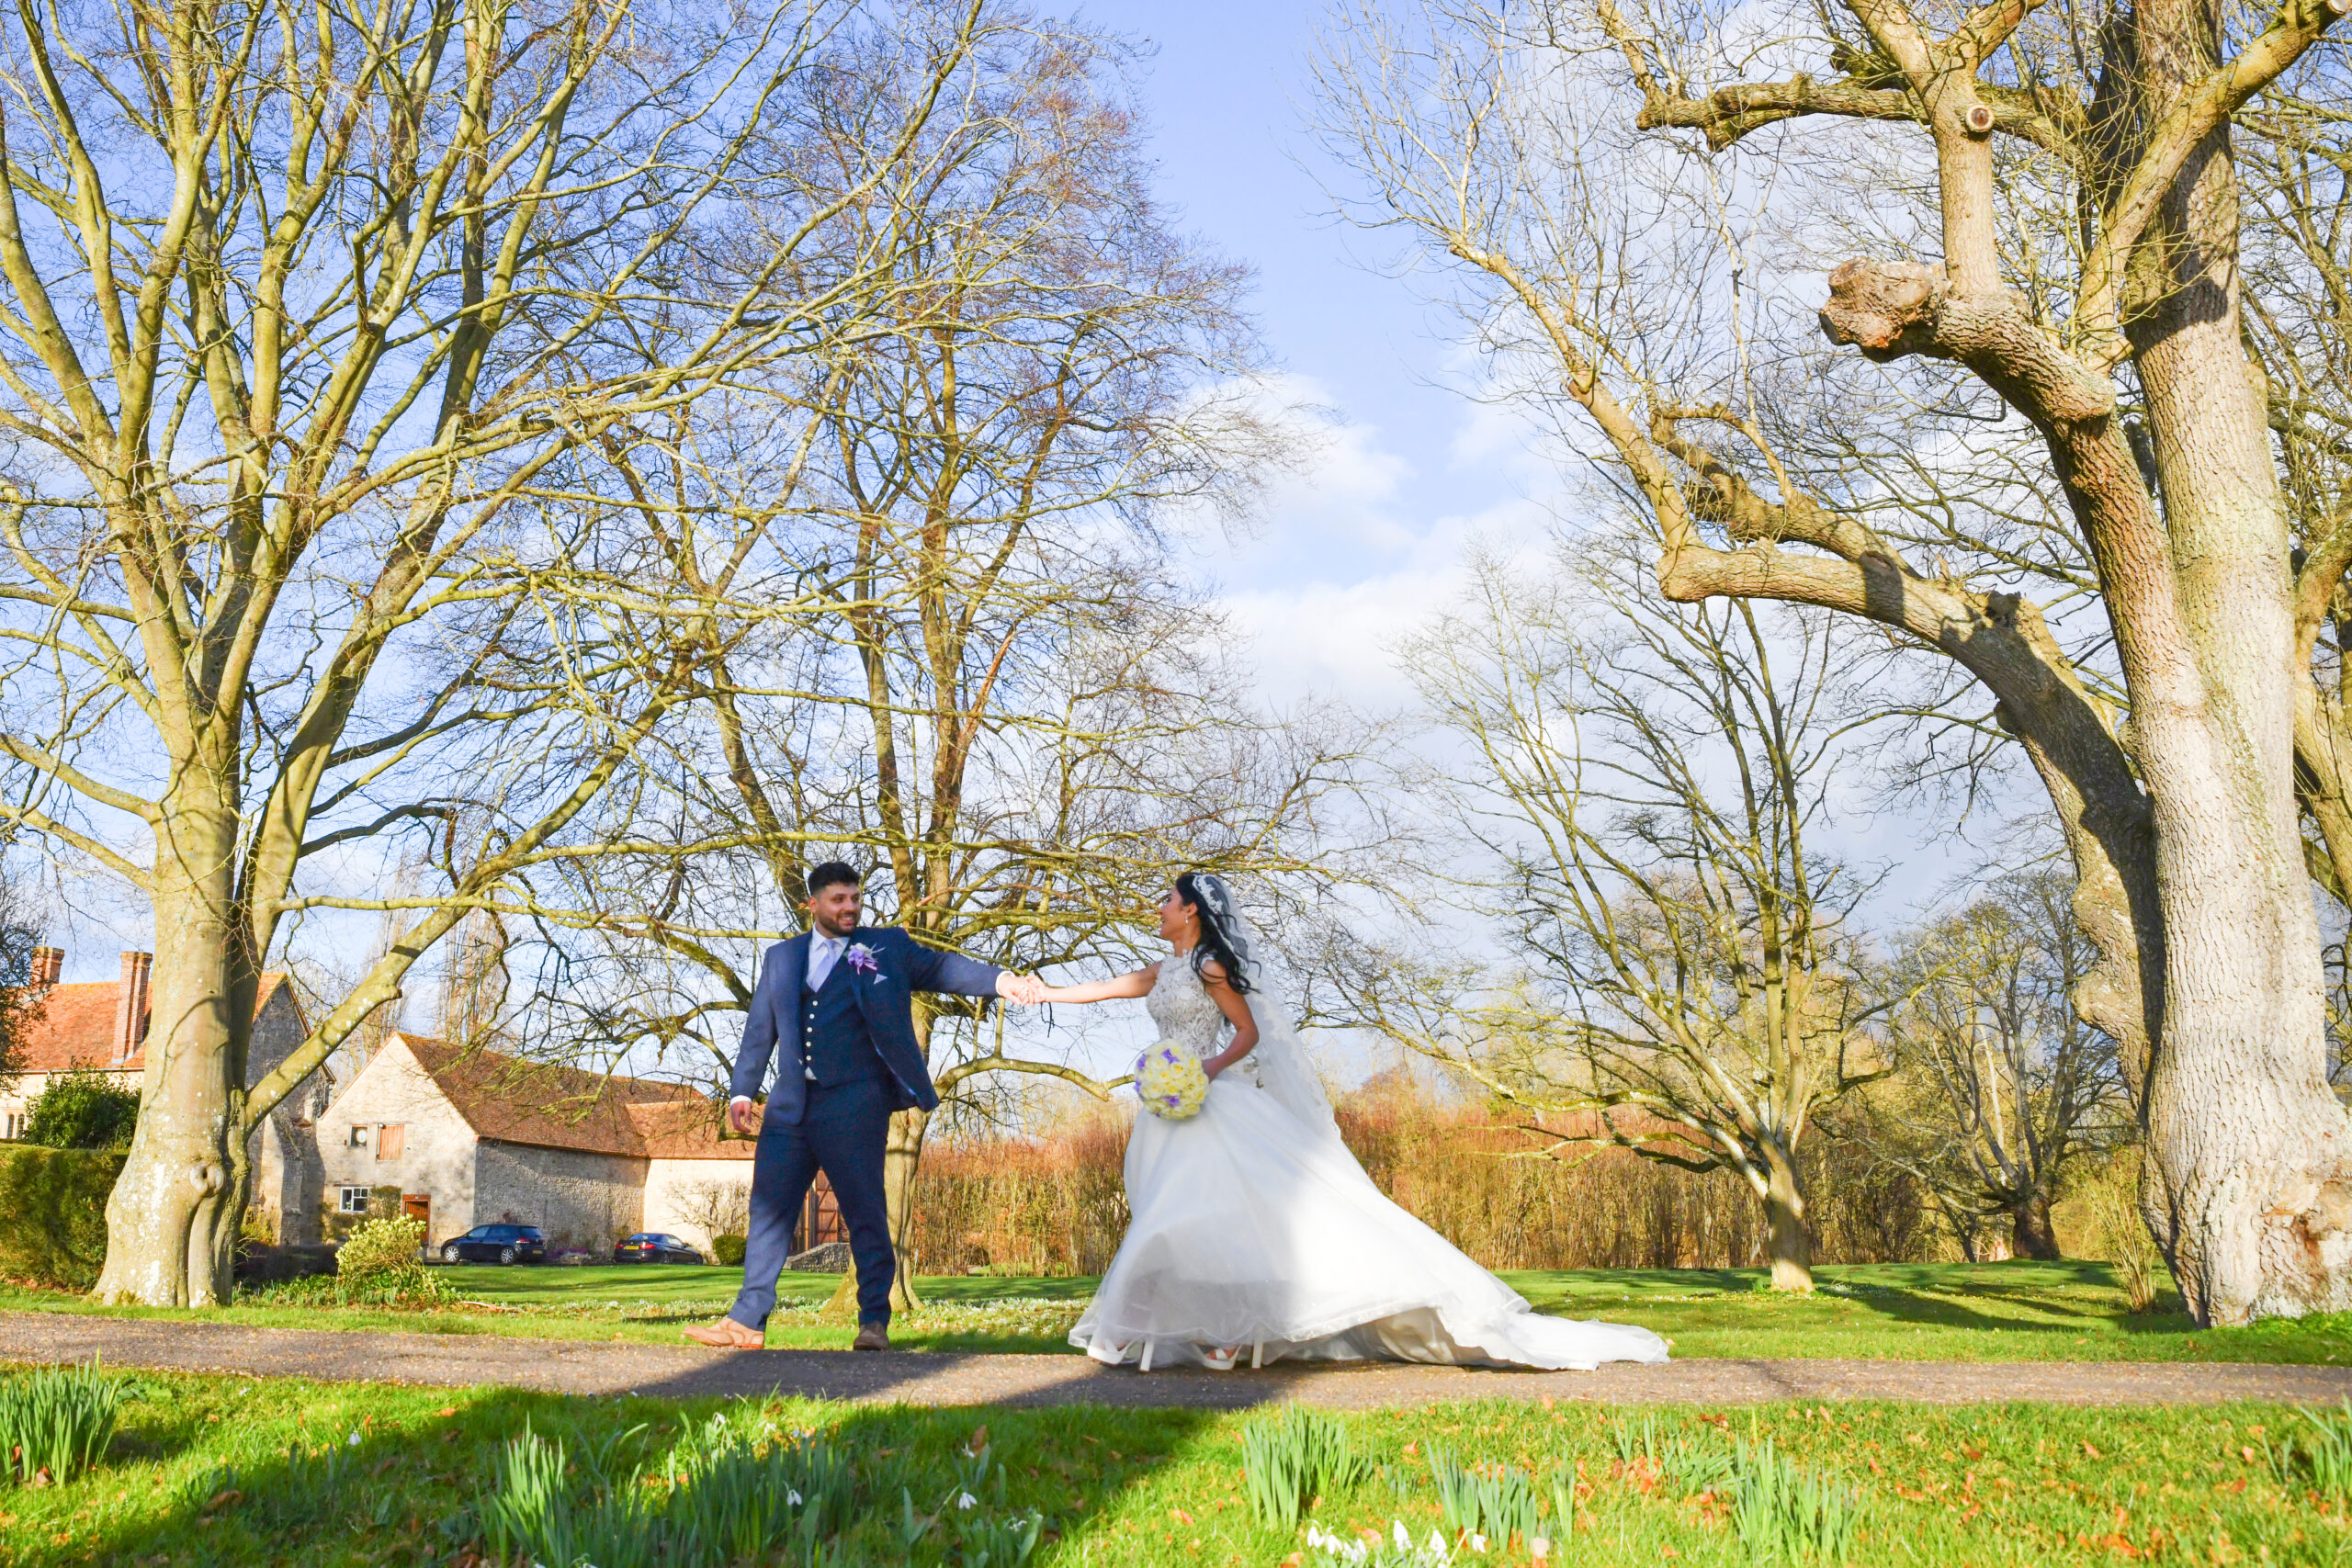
xmin=1170 ymin=1509 xmax=1193 ymax=1527
xmin=437 ymin=1407 xmax=458 ymax=1418
xmin=969 ymin=1424 xmax=989 ymax=1455
xmin=2082 ymin=1440 xmax=2102 ymax=1459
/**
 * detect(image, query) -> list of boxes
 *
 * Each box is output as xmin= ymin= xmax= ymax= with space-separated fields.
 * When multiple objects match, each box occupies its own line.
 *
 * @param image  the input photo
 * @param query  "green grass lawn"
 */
xmin=6 ymin=1259 xmax=2350 ymax=1363
xmin=0 ymin=1366 xmax=2343 ymax=1566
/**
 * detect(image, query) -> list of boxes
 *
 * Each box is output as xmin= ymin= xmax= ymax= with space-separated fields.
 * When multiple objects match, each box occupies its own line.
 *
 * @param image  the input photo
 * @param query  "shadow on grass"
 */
xmin=75 ymin=1378 xmax=1246 ymax=1568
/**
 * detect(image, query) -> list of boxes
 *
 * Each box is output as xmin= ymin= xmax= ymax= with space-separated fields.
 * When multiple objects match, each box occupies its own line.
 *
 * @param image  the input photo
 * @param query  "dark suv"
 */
xmin=439 ymin=1224 xmax=547 ymax=1265
xmin=614 ymin=1233 xmax=705 ymax=1264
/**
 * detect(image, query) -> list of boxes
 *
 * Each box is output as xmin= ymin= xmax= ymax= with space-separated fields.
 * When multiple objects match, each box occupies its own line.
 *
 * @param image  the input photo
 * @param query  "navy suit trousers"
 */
xmin=727 ymin=1077 xmax=896 ymax=1330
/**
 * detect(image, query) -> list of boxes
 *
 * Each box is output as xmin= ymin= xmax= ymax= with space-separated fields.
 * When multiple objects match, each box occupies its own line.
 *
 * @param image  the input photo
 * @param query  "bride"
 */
xmin=1035 ymin=872 xmax=1669 ymax=1372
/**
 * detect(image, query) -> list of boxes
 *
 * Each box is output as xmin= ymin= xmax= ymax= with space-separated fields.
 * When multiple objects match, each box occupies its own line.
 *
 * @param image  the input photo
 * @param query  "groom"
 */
xmin=685 ymin=862 xmax=1043 ymax=1351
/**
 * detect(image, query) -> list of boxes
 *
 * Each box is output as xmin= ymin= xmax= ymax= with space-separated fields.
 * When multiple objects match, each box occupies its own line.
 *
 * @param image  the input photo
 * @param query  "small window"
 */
xmin=375 ymin=1123 xmax=405 ymax=1161
xmin=348 ymin=1125 xmax=368 ymax=1146
xmin=337 ymin=1187 xmax=369 ymax=1214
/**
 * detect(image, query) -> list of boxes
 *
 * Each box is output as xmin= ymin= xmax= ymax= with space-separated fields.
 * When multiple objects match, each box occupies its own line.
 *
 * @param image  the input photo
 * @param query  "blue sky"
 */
xmin=1075 ymin=0 xmax=1549 ymax=709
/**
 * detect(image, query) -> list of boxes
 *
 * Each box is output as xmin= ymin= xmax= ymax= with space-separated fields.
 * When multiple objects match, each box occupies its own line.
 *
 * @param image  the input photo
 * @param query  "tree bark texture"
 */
xmin=1761 ymin=1141 xmax=1814 ymax=1292
xmin=1554 ymin=0 xmax=2352 ymax=1323
xmin=2009 ymin=1195 xmax=2062 ymax=1261
xmin=93 ymin=777 xmax=252 ymax=1304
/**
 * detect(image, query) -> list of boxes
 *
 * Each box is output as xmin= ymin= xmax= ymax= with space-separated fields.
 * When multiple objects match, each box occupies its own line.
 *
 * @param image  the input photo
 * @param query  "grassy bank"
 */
xmin=0 ymin=1366 xmax=2341 ymax=1566
xmin=5 ymin=1260 xmax=2349 ymax=1363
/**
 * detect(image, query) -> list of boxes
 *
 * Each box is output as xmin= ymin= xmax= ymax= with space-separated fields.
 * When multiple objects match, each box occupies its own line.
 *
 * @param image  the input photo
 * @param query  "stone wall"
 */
xmin=315 ymin=1037 xmax=481 ymax=1247
xmin=642 ymin=1157 xmax=755 ymax=1250
xmin=473 ymin=1140 xmax=647 ymax=1252
xmin=247 ymin=986 xmax=326 ymax=1246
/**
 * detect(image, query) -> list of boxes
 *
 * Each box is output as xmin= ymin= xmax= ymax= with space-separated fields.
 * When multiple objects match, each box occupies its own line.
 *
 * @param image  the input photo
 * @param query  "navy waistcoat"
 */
xmin=803 ymin=955 xmax=883 ymax=1085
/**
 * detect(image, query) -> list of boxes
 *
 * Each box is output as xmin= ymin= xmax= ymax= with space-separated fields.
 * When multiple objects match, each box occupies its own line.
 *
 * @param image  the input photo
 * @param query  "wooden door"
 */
xmin=797 ymin=1174 xmax=846 ymax=1251
xmin=402 ymin=1192 xmax=430 ymax=1244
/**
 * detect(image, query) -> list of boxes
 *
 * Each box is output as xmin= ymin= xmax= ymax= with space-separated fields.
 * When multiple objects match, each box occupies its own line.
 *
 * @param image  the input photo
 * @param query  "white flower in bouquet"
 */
xmin=1132 ymin=1042 xmax=1208 ymax=1121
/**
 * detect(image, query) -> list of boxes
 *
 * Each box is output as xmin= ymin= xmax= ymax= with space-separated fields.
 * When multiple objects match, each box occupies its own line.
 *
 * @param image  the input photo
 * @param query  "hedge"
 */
xmin=713 ymin=1233 xmax=747 ymax=1266
xmin=0 ymin=1145 xmax=125 ymax=1291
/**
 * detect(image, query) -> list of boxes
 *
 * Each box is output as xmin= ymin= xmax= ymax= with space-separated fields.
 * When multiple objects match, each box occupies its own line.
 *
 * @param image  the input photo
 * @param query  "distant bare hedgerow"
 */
xmin=910 ymin=1076 xmax=1937 ymax=1277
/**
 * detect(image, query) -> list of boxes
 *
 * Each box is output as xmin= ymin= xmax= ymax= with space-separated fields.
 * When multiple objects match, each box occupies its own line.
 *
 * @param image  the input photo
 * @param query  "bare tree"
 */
xmin=527 ymin=16 xmax=1381 ymax=1312
xmin=0 ymin=0 xmax=989 ymax=1303
xmin=1363 ymin=541 xmax=1893 ymax=1291
xmin=1846 ymin=867 xmax=2130 ymax=1259
xmin=1313 ymin=0 xmax=2352 ymax=1322
xmin=671 ymin=1178 xmax=753 ymax=1244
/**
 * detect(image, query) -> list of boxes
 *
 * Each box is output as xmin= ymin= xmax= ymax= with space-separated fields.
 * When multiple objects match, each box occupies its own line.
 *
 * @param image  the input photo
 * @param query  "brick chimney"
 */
xmin=111 ymin=951 xmax=151 ymax=1062
xmin=29 ymin=946 xmax=61 ymax=988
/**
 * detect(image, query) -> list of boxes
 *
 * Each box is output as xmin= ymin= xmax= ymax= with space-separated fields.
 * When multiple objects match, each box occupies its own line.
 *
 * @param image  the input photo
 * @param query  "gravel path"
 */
xmin=3 ymin=1312 xmax=2344 ymax=1410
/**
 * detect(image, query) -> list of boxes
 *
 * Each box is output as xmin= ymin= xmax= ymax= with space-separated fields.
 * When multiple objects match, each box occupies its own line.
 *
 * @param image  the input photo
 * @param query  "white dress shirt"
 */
xmin=804 ymin=932 xmax=847 ymax=992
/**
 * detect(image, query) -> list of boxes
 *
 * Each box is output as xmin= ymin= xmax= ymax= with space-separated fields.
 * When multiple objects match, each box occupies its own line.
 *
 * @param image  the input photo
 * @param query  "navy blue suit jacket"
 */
xmin=729 ymin=927 xmax=1001 ymax=1122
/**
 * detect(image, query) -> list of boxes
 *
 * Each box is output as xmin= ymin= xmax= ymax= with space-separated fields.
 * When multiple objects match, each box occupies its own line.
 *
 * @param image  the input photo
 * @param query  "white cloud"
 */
xmin=1187 ymin=373 xmax=1563 ymax=709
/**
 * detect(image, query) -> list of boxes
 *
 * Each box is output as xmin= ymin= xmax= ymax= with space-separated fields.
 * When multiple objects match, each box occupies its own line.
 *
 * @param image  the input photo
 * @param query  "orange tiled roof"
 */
xmin=13 ymin=972 xmax=294 ymax=1075
xmin=396 ymin=1034 xmax=748 ymax=1161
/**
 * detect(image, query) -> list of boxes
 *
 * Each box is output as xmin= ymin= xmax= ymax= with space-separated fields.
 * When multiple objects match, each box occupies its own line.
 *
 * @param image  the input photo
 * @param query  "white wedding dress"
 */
xmin=1068 ymin=960 xmax=1672 ymax=1371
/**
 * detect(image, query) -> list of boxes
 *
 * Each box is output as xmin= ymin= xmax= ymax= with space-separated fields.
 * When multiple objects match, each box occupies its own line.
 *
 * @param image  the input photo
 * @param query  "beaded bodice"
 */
xmin=1146 ymin=957 xmax=1230 ymax=1058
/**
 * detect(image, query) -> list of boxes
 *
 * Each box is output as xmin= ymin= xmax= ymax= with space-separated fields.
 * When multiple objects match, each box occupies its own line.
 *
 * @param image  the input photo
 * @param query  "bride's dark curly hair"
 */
xmin=1174 ymin=872 xmax=1256 ymax=995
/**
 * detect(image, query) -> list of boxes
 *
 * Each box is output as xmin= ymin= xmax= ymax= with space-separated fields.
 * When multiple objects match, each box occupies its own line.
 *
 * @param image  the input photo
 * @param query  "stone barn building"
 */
xmin=318 ymin=1034 xmax=756 ymax=1253
xmin=0 ymin=947 xmax=329 ymax=1245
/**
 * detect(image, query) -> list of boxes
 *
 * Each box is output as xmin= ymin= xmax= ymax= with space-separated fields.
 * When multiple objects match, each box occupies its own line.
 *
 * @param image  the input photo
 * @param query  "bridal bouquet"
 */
xmin=1132 ymin=1043 xmax=1209 ymax=1121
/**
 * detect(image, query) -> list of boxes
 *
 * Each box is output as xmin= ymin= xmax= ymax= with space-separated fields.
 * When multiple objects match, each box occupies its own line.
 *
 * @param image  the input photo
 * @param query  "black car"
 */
xmin=614 ymin=1232 xmax=705 ymax=1264
xmin=439 ymin=1224 xmax=547 ymax=1265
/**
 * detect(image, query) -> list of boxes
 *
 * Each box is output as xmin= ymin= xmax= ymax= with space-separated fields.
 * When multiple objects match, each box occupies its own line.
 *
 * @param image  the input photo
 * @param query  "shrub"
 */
xmin=18 ymin=1068 xmax=138 ymax=1150
xmin=713 ymin=1234 xmax=747 ymax=1266
xmin=0 ymin=1145 xmax=124 ymax=1291
xmin=2083 ymin=1176 xmax=2168 ymax=1313
xmin=0 ymin=1360 xmax=120 ymax=1484
xmin=334 ymin=1215 xmax=449 ymax=1305
xmin=912 ymin=1075 xmax=1939 ymax=1276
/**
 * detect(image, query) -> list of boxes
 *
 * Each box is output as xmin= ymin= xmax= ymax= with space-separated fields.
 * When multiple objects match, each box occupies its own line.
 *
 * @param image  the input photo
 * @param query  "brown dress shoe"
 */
xmin=683 ymin=1317 xmax=763 ymax=1349
xmin=853 ymin=1321 xmax=889 ymax=1351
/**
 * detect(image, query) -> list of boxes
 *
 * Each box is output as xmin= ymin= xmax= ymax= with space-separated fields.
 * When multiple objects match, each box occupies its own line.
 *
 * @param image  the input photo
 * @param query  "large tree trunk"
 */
xmin=2008 ymin=1194 xmax=2062 ymax=1261
xmin=2112 ymin=0 xmax=2352 ymax=1325
xmin=92 ymin=794 xmax=252 ymax=1306
xmin=882 ymin=1105 xmax=928 ymax=1312
xmin=1761 ymin=1142 xmax=1813 ymax=1292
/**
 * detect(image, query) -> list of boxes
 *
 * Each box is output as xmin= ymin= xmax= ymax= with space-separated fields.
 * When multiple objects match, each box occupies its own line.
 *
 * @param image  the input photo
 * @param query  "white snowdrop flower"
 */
xmin=1393 ymin=1521 xmax=1411 ymax=1550
xmin=1428 ymin=1529 xmax=1450 ymax=1555
xmin=1469 ymin=1533 xmax=1488 ymax=1554
xmin=786 ymin=1490 xmax=802 ymax=1506
xmin=956 ymin=1491 xmax=978 ymax=1510
xmin=347 ymin=1431 xmax=362 ymax=1447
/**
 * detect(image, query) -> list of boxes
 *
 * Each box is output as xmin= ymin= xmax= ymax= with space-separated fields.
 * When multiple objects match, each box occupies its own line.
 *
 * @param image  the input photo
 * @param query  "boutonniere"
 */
xmin=845 ymin=943 xmax=882 ymax=982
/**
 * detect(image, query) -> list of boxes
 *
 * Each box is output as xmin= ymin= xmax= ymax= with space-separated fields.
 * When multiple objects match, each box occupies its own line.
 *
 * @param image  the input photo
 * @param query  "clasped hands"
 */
xmin=996 ymin=971 xmax=1048 ymax=1006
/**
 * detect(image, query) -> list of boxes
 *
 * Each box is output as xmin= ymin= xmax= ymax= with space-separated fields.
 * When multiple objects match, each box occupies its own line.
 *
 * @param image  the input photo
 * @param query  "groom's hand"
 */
xmin=996 ymin=972 xmax=1046 ymax=1005
xmin=726 ymin=1096 xmax=762 ymax=1136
